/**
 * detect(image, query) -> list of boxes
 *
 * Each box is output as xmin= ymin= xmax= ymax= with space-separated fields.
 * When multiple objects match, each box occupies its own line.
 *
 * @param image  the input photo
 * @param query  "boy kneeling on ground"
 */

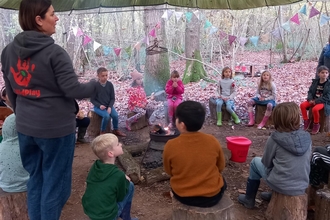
xmin=163 ymin=100 xmax=227 ymax=207
xmin=82 ymin=134 xmax=138 ymax=220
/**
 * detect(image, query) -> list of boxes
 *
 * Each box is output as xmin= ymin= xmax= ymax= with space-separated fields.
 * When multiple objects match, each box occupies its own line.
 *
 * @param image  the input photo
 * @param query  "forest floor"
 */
xmin=61 ymin=119 xmax=328 ymax=220
xmin=60 ymin=51 xmax=324 ymax=219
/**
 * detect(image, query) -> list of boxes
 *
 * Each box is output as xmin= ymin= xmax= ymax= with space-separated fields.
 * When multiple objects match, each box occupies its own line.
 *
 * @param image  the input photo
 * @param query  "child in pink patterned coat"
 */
xmin=165 ymin=70 xmax=184 ymax=127
xmin=126 ymin=70 xmax=149 ymax=131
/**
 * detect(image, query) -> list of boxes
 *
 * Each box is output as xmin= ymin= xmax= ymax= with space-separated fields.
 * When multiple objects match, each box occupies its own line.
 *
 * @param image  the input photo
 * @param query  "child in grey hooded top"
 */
xmin=238 ymin=102 xmax=311 ymax=209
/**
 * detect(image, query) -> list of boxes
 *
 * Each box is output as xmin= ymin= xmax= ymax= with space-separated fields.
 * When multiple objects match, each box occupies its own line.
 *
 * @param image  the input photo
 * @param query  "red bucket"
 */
xmin=226 ymin=136 xmax=252 ymax=163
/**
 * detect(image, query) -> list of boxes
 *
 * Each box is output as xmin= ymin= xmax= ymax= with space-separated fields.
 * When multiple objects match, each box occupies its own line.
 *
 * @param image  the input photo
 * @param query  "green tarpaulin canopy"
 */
xmin=0 ymin=0 xmax=302 ymax=11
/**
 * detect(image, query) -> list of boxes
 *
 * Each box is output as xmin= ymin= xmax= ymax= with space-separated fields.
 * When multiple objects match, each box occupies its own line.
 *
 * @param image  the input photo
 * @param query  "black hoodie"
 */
xmin=1 ymin=31 xmax=96 ymax=138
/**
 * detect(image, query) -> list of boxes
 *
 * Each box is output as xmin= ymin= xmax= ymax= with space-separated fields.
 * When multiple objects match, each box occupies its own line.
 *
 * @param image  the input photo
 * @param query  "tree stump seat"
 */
xmin=313 ymin=171 xmax=330 ymax=219
xmin=127 ymin=112 xmax=148 ymax=131
xmin=87 ymin=110 xmax=112 ymax=137
xmin=172 ymin=192 xmax=234 ymax=220
xmin=255 ymin=105 xmax=273 ymax=127
xmin=308 ymin=108 xmax=327 ymax=133
xmin=0 ymin=188 xmax=28 ymax=220
xmin=209 ymin=98 xmax=232 ymax=123
xmin=265 ymin=191 xmax=307 ymax=220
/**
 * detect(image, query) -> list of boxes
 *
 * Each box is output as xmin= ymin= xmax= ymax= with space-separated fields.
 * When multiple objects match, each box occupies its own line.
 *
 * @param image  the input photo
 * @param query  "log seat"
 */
xmin=172 ymin=192 xmax=234 ymax=220
xmin=0 ymin=188 xmax=28 ymax=220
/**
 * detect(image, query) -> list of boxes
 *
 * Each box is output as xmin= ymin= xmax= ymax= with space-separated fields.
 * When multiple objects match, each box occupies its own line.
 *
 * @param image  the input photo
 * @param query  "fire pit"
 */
xmin=142 ymin=125 xmax=180 ymax=169
xmin=149 ymin=129 xmax=180 ymax=143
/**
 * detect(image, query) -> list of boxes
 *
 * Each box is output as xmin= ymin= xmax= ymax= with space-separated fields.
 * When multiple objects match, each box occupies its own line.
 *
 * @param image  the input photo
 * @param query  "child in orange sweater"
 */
xmin=163 ymin=100 xmax=227 ymax=207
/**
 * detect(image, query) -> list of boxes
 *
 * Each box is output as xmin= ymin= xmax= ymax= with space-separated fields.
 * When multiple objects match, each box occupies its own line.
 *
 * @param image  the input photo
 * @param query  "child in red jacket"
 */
xmin=165 ymin=70 xmax=184 ymax=127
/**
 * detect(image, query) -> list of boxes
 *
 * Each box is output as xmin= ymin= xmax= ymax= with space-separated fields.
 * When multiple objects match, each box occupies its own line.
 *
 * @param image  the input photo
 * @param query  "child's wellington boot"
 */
xmin=231 ymin=112 xmax=240 ymax=124
xmin=247 ymin=112 xmax=254 ymax=127
xmin=216 ymin=112 xmax=222 ymax=126
xmin=257 ymin=116 xmax=269 ymax=129
xmin=311 ymin=123 xmax=320 ymax=135
xmin=238 ymin=178 xmax=260 ymax=209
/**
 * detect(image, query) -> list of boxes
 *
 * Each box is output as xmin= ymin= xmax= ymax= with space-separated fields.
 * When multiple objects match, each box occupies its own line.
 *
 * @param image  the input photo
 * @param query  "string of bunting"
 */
xmin=71 ymin=2 xmax=327 ymax=57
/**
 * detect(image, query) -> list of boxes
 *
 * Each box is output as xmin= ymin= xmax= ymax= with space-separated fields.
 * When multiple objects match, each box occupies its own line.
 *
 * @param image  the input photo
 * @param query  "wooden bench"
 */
xmin=255 ymin=105 xmax=273 ymax=127
xmin=172 ymin=193 xmax=234 ymax=220
xmin=127 ymin=112 xmax=148 ymax=131
xmin=265 ymin=191 xmax=307 ymax=220
xmin=87 ymin=110 xmax=112 ymax=137
xmin=0 ymin=188 xmax=28 ymax=220
xmin=209 ymin=98 xmax=232 ymax=123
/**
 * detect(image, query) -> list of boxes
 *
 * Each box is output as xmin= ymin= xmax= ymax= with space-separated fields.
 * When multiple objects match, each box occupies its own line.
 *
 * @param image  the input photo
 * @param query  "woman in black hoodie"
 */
xmin=0 ymin=0 xmax=96 ymax=219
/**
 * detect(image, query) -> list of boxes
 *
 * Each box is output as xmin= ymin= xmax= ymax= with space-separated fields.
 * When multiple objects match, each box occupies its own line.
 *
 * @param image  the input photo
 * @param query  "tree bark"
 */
xmin=143 ymin=7 xmax=170 ymax=95
xmin=144 ymin=167 xmax=170 ymax=186
xmin=0 ymin=189 xmax=28 ymax=220
xmin=265 ymin=191 xmax=307 ymax=220
xmin=118 ymin=149 xmax=141 ymax=184
xmin=183 ymin=11 xmax=207 ymax=84
xmin=172 ymin=193 xmax=234 ymax=220
xmin=123 ymin=142 xmax=149 ymax=155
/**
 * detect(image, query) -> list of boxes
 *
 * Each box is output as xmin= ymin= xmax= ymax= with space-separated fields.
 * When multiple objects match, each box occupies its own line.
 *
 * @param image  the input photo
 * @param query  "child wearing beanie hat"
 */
xmin=126 ymin=70 xmax=152 ymax=130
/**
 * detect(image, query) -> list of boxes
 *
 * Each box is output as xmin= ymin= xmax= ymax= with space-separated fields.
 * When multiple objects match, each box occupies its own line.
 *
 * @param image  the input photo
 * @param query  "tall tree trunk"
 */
xmin=183 ymin=11 xmax=207 ymax=84
xmin=143 ymin=7 xmax=170 ymax=95
xmin=278 ymin=6 xmax=288 ymax=63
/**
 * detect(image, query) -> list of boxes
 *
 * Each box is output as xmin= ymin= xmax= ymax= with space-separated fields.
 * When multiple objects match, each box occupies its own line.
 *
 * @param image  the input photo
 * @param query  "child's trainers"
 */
xmin=303 ymin=119 xmax=311 ymax=131
xmin=311 ymin=123 xmax=320 ymax=135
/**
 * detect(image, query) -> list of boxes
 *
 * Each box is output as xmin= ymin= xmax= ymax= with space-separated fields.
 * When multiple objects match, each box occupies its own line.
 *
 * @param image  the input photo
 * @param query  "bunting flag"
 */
xmin=167 ymin=10 xmax=174 ymax=20
xmin=175 ymin=12 xmax=183 ymax=22
xmin=93 ymin=41 xmax=101 ymax=51
xmin=142 ymin=36 xmax=149 ymax=45
xmin=102 ymin=46 xmax=111 ymax=56
xmin=193 ymin=10 xmax=200 ymax=20
xmin=134 ymin=42 xmax=141 ymax=50
xmin=309 ymin=6 xmax=320 ymax=19
xmin=219 ymin=31 xmax=227 ymax=40
xmin=228 ymin=35 xmax=237 ymax=46
xmin=83 ymin=35 xmax=91 ymax=46
xmin=299 ymin=4 xmax=307 ymax=15
xmin=271 ymin=28 xmax=281 ymax=40
xmin=149 ymin=28 xmax=156 ymax=37
xmin=249 ymin=36 xmax=259 ymax=47
xmin=290 ymin=13 xmax=300 ymax=25
xmin=204 ymin=20 xmax=212 ymax=29
xmin=209 ymin=26 xmax=218 ymax=35
xmin=114 ymin=48 xmax=121 ymax=56
xmin=155 ymin=22 xmax=161 ymax=29
xmin=161 ymin=11 xmax=168 ymax=20
xmin=125 ymin=46 xmax=132 ymax=57
xmin=72 ymin=27 xmax=78 ymax=36
xmin=281 ymin=21 xmax=291 ymax=32
xmin=186 ymin=12 xmax=193 ymax=23
xmin=320 ymin=14 xmax=330 ymax=26
xmin=76 ymin=28 xmax=83 ymax=37
xmin=239 ymin=37 xmax=248 ymax=46
xmin=260 ymin=33 xmax=270 ymax=43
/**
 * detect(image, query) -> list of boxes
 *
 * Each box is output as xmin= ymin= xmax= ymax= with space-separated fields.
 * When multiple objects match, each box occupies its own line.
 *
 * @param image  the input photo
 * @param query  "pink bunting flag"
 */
xmin=142 ymin=36 xmax=149 ymax=45
xmin=290 ymin=13 xmax=300 ymax=25
xmin=309 ymin=6 xmax=320 ymax=19
xmin=134 ymin=42 xmax=141 ymax=50
xmin=155 ymin=22 xmax=161 ymax=29
xmin=219 ymin=31 xmax=227 ymax=40
xmin=149 ymin=28 xmax=156 ymax=37
xmin=228 ymin=35 xmax=237 ymax=46
xmin=83 ymin=35 xmax=91 ymax=46
xmin=114 ymin=48 xmax=121 ymax=56
xmin=76 ymin=28 xmax=83 ymax=37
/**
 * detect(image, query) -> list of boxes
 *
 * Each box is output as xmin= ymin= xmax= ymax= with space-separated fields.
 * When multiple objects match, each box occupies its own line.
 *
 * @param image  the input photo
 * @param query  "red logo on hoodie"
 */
xmin=10 ymin=58 xmax=34 ymax=87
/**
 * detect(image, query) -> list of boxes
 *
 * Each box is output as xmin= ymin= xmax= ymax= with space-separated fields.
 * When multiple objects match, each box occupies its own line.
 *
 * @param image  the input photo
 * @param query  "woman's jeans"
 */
xmin=93 ymin=106 xmax=119 ymax=131
xmin=18 ymin=132 xmax=76 ymax=220
xmin=249 ymin=157 xmax=268 ymax=180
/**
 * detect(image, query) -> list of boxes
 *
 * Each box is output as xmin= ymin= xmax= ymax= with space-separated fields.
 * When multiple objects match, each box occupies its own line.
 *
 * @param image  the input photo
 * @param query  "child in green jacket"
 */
xmin=82 ymin=134 xmax=138 ymax=220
